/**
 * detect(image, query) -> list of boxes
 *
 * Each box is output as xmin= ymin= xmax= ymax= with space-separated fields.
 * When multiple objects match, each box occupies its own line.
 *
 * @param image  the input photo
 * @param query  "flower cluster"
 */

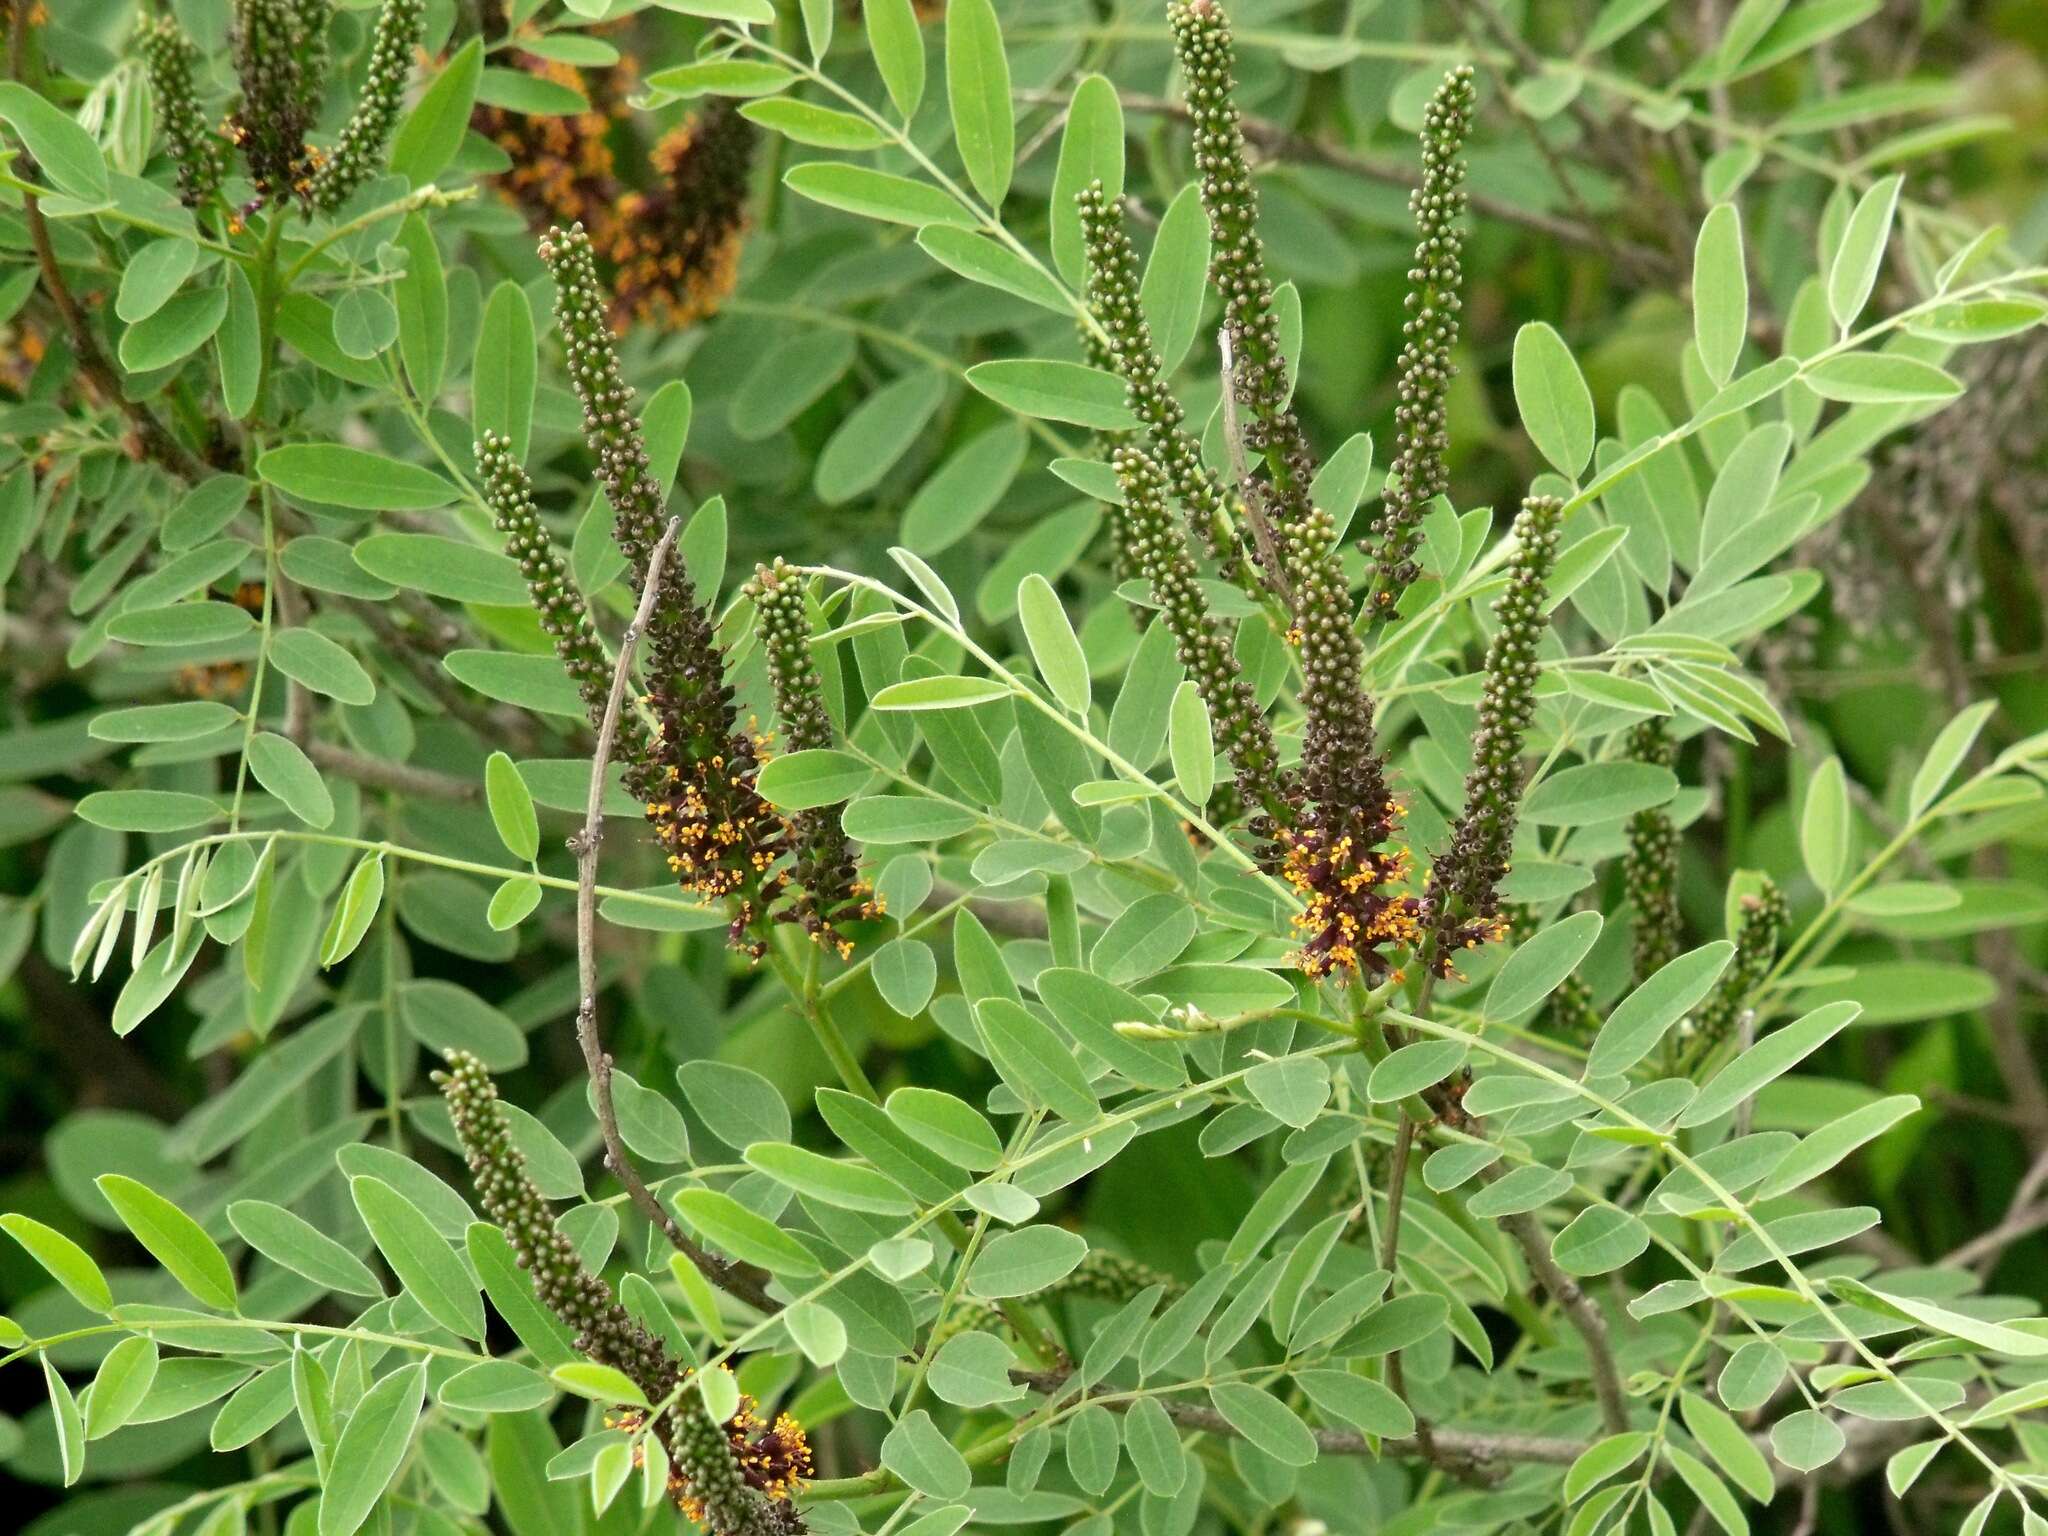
xmin=610 ymin=104 xmax=756 ymax=332
xmin=138 ymin=18 xmax=225 ymax=208
xmin=1077 ymin=181 xmax=1245 ymax=575
xmin=745 ymin=558 xmax=873 ymax=956
xmin=1423 ymin=495 xmax=1565 ymax=972
xmin=1110 ymin=447 xmax=1291 ymax=827
xmin=228 ymin=0 xmax=329 ymax=207
xmin=1691 ymin=878 xmax=1788 ymax=1056
xmin=307 ymin=0 xmax=422 ymax=212
xmin=542 ymin=223 xmax=782 ymax=945
xmin=435 ymin=1051 xmax=677 ymax=1399
xmin=1624 ymin=718 xmax=1681 ymax=981
xmin=474 ymin=430 xmax=648 ymax=762
xmin=1169 ymin=0 xmax=1319 ymax=550
xmin=1364 ymin=65 xmax=1475 ymax=612
xmin=438 ymin=1053 xmax=807 ymax=1536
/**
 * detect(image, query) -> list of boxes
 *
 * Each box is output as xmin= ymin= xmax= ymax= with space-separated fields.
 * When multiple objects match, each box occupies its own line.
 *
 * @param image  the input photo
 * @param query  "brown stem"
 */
xmin=571 ymin=513 xmax=776 ymax=1316
xmin=1498 ymin=1205 xmax=1631 ymax=1435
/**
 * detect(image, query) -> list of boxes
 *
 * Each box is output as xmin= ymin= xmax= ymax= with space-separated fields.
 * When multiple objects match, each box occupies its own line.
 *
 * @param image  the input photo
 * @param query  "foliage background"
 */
xmin=1 ymin=0 xmax=2046 ymax=1533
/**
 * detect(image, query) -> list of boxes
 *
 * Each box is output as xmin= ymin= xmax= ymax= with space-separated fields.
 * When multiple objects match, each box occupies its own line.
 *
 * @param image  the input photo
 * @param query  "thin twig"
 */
xmin=1500 ymin=1206 xmax=1632 ymax=1435
xmin=572 ymin=514 xmax=776 ymax=1315
xmin=305 ymin=740 xmax=480 ymax=802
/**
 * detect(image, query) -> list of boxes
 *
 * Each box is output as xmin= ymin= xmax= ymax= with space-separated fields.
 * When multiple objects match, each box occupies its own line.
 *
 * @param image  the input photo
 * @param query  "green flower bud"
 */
xmin=308 ymin=0 xmax=423 ymax=212
xmin=1624 ymin=718 xmax=1681 ymax=981
xmin=1424 ymin=495 xmax=1565 ymax=970
xmin=138 ymin=17 xmax=225 ymax=209
xmin=1364 ymin=65 xmax=1476 ymax=613
xmin=1690 ymin=878 xmax=1789 ymax=1058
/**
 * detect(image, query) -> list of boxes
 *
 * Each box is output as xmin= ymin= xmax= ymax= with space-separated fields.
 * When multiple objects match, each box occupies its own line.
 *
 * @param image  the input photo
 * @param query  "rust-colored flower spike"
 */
xmin=307 ymin=0 xmax=422 ymax=212
xmin=1624 ymin=717 xmax=1681 ymax=981
xmin=1423 ymin=494 xmax=1565 ymax=973
xmin=474 ymin=53 xmax=626 ymax=240
xmin=228 ymin=0 xmax=329 ymax=207
xmin=1689 ymin=879 xmax=1788 ymax=1058
xmin=436 ymin=1053 xmax=807 ymax=1536
xmin=1076 ymin=180 xmax=1249 ymax=580
xmin=1168 ymin=0 xmax=1320 ymax=553
xmin=1364 ymin=65 xmax=1476 ymax=612
xmin=745 ymin=559 xmax=872 ymax=957
xmin=138 ymin=18 xmax=225 ymax=209
xmin=1110 ymin=447 xmax=1292 ymax=831
xmin=474 ymin=431 xmax=651 ymax=767
xmin=541 ymin=223 xmax=783 ymax=946
xmin=608 ymin=102 xmax=756 ymax=333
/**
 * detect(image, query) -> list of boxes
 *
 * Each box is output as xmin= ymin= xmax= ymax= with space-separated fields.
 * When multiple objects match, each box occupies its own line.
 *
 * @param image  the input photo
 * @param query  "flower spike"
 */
xmin=228 ymin=0 xmax=330 ymax=208
xmin=1364 ymin=65 xmax=1476 ymax=612
xmin=1690 ymin=879 xmax=1788 ymax=1058
xmin=138 ymin=18 xmax=226 ymax=209
xmin=1624 ymin=718 xmax=1681 ymax=981
xmin=308 ymin=0 xmax=424 ymax=212
xmin=1423 ymin=494 xmax=1565 ymax=970
xmin=610 ymin=102 xmax=757 ymax=332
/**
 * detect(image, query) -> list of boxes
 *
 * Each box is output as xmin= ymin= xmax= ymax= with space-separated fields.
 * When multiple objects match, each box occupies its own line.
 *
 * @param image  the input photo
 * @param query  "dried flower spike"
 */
xmin=308 ymin=0 xmax=423 ymax=212
xmin=1423 ymin=494 xmax=1565 ymax=971
xmin=229 ymin=0 xmax=329 ymax=207
xmin=1624 ymin=717 xmax=1681 ymax=981
xmin=1364 ymin=65 xmax=1475 ymax=612
xmin=745 ymin=558 xmax=872 ymax=957
xmin=139 ymin=17 xmax=226 ymax=209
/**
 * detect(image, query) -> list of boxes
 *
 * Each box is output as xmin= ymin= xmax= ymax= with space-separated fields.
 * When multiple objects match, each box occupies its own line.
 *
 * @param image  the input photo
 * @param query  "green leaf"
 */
xmin=351 ymin=1176 xmax=485 ymax=1339
xmin=1368 ymin=1039 xmax=1470 ymax=1103
xmin=1585 ymin=941 xmax=1735 ymax=1077
xmin=915 ymin=227 xmax=1070 ymax=313
xmin=756 ymin=749 xmax=870 ymax=809
xmin=321 ymin=853 xmax=385 ymax=967
xmin=84 ymin=1335 xmax=158 ymax=1441
xmin=1826 ymin=174 xmax=1901 ymax=331
xmin=118 ymin=282 xmax=230 ymax=372
xmin=1909 ymin=701 xmax=1996 ymax=818
xmin=1755 ymin=1094 xmax=1918 ymax=1199
xmin=1551 ymin=1206 xmax=1650 ymax=1275
xmin=1486 ymin=910 xmax=1603 ymax=1019
xmin=391 ymin=39 xmax=482 ymax=186
xmin=968 ymin=1225 xmax=1087 ymax=1297
xmin=474 ymin=282 xmax=537 ymax=461
xmin=1167 ymin=682 xmax=1214 ymax=808
xmin=1295 ymin=1369 xmax=1414 ymax=1438
xmin=815 ymin=369 xmax=948 ymax=503
xmin=1017 ymin=574 xmax=1090 ymax=713
xmin=746 ymin=1142 xmax=916 ymax=1214
xmin=872 ymin=936 xmax=937 ymax=1017
xmin=1 ymin=1213 xmax=114 ymax=1311
xmin=644 ymin=60 xmax=793 ymax=98
xmin=272 ymin=629 xmax=376 ymax=706
xmin=550 ymin=1362 xmax=649 ymax=1407
xmin=1512 ymin=321 xmax=1596 ymax=479
xmin=1141 ymin=184 xmax=1211 ymax=375
xmin=967 ymin=359 xmax=1138 ymax=430
xmin=901 ymin=421 xmax=1028 ymax=553
xmin=882 ymin=1409 xmax=970 ymax=1500
xmin=116 ymin=237 xmax=198 ymax=324
xmin=75 ymin=790 xmax=218 ymax=833
xmin=946 ymin=0 xmax=1013 ymax=207
xmin=1799 ymin=756 xmax=1852 ymax=895
xmin=1050 ymin=74 xmax=1124 ymax=286
xmin=741 ymin=98 xmax=887 ymax=149
xmin=1124 ymin=1397 xmax=1186 ymax=1494
xmin=1718 ymin=1340 xmax=1787 ymax=1411
xmin=218 ymin=263 xmax=261 ymax=419
xmin=317 ymin=1362 xmax=427 ymax=1536
xmin=1522 ymin=761 xmax=1677 ymax=825
xmin=96 ymin=1173 xmax=237 ymax=1311
xmin=672 ymin=1188 xmax=820 ymax=1275
xmin=1804 ymin=352 xmax=1962 ymax=403
xmin=885 ymin=1087 xmax=1003 ymax=1170
xmin=1209 ymin=1383 xmax=1317 ymax=1466
xmin=43 ymin=1353 xmax=83 ymax=1487
xmin=1828 ymin=1277 xmax=2048 ymax=1358
xmin=106 ymin=600 xmax=254 ymax=647
xmin=0 ymin=82 xmax=109 ymax=202
xmin=1769 ymin=1408 xmax=1845 ymax=1472
xmin=246 ymin=732 xmax=334 ymax=829
xmin=354 ymin=534 xmax=528 ymax=606
xmin=870 ymin=676 xmax=1010 ymax=710
xmin=784 ymin=163 xmax=972 ymax=228
xmin=89 ymin=700 xmax=239 ymax=743
xmin=1693 ymin=203 xmax=1747 ymax=387
xmin=258 ymin=445 xmax=456 ymax=511
xmin=1681 ymin=1001 xmax=1860 ymax=1127
xmin=864 ymin=0 xmax=926 ymax=118
xmin=975 ymin=997 xmax=1099 ymax=1123
xmin=229 ymin=1200 xmax=382 ymax=1298
xmin=1681 ymin=1390 xmax=1775 ymax=1501
xmin=437 ymin=1359 xmax=552 ymax=1414
xmin=485 ymin=751 xmax=540 ymax=862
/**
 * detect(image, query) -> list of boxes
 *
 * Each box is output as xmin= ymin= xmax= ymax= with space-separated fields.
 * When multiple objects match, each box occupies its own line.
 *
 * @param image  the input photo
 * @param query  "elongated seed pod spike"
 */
xmin=308 ymin=0 xmax=424 ymax=212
